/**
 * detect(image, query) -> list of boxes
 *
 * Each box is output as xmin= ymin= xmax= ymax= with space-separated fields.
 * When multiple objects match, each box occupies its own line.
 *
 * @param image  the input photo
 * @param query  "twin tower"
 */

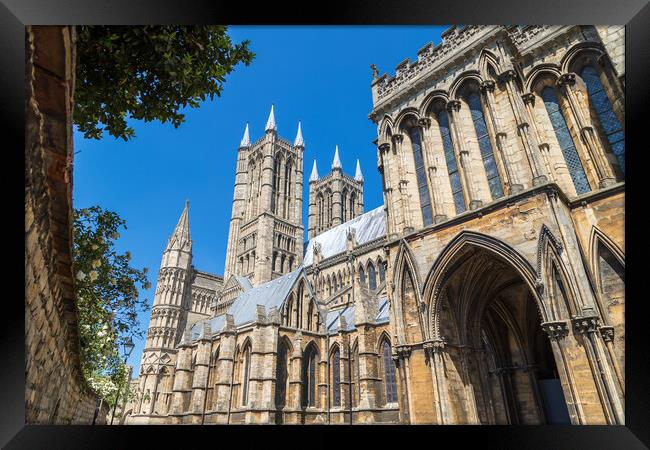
xmin=223 ymin=105 xmax=365 ymax=287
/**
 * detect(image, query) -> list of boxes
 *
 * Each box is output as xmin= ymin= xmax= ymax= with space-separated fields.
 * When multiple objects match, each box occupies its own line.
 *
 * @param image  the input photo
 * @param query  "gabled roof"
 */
xmin=191 ymin=267 xmax=306 ymax=339
xmin=325 ymin=296 xmax=390 ymax=335
xmin=303 ymin=206 xmax=386 ymax=265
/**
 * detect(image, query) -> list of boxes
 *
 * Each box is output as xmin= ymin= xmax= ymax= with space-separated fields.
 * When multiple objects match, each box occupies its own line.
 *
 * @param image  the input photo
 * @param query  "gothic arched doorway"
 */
xmin=429 ymin=244 xmax=571 ymax=424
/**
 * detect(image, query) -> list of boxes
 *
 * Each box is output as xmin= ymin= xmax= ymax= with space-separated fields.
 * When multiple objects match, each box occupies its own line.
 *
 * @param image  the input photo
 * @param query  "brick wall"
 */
xmin=25 ymin=25 xmax=107 ymax=424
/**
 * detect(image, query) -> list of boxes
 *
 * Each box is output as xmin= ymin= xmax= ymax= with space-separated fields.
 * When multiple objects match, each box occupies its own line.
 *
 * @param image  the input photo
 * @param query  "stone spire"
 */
xmin=167 ymin=200 xmax=191 ymax=251
xmin=355 ymin=159 xmax=364 ymax=182
xmin=309 ymin=160 xmax=319 ymax=182
xmin=294 ymin=121 xmax=304 ymax=147
xmin=240 ymin=122 xmax=251 ymax=148
xmin=332 ymin=145 xmax=342 ymax=170
xmin=265 ymin=104 xmax=276 ymax=131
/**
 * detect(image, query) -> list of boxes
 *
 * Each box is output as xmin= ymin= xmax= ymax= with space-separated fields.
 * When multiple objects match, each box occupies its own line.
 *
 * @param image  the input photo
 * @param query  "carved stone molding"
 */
xmin=557 ymin=72 xmax=577 ymax=87
xmin=571 ymin=315 xmax=600 ymax=335
xmin=418 ymin=117 xmax=432 ymax=129
xmin=396 ymin=345 xmax=412 ymax=359
xmin=480 ymin=80 xmax=496 ymax=93
xmin=378 ymin=142 xmax=391 ymax=153
xmin=423 ymin=339 xmax=445 ymax=358
xmin=392 ymin=133 xmax=404 ymax=144
xmin=541 ymin=320 xmax=570 ymax=340
xmin=522 ymin=92 xmax=536 ymax=105
xmin=447 ymin=99 xmax=462 ymax=112
xmin=599 ymin=326 xmax=615 ymax=342
xmin=499 ymin=69 xmax=518 ymax=83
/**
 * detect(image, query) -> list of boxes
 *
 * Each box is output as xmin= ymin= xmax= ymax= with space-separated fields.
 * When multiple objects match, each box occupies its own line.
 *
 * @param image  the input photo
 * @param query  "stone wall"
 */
xmin=25 ymin=25 xmax=107 ymax=424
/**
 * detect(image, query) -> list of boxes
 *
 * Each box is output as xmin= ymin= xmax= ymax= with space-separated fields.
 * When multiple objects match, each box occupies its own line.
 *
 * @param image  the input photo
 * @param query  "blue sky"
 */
xmin=72 ymin=26 xmax=447 ymax=372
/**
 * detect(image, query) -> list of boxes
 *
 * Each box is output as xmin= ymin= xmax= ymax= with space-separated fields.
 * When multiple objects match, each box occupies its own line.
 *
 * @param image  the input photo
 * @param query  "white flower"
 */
xmin=91 ymin=244 xmax=99 ymax=250
xmin=76 ymin=270 xmax=86 ymax=281
xmin=89 ymin=271 xmax=98 ymax=282
xmin=92 ymin=259 xmax=101 ymax=268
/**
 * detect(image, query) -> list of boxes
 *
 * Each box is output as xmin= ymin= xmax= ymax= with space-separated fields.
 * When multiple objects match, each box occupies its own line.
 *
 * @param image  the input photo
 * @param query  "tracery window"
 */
xmin=331 ymin=347 xmax=341 ymax=407
xmin=379 ymin=260 xmax=386 ymax=284
xmin=438 ymin=110 xmax=465 ymax=213
xmin=275 ymin=341 xmax=289 ymax=409
xmin=368 ymin=262 xmax=377 ymax=290
xmin=381 ymin=340 xmax=398 ymax=404
xmin=541 ymin=87 xmax=591 ymax=195
xmin=359 ymin=266 xmax=366 ymax=287
xmin=302 ymin=344 xmax=318 ymax=408
xmin=241 ymin=344 xmax=252 ymax=406
xmin=466 ymin=92 xmax=504 ymax=200
xmin=581 ymin=66 xmax=625 ymax=175
xmin=408 ymin=126 xmax=434 ymax=226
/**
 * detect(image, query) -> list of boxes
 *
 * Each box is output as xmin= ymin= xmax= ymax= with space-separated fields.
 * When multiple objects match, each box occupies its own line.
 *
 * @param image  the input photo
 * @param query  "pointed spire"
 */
xmin=240 ymin=122 xmax=250 ymax=147
xmin=167 ymin=200 xmax=191 ymax=251
xmin=355 ymin=159 xmax=364 ymax=182
xmin=294 ymin=121 xmax=304 ymax=147
xmin=265 ymin=104 xmax=276 ymax=131
xmin=309 ymin=160 xmax=319 ymax=182
xmin=332 ymin=145 xmax=342 ymax=170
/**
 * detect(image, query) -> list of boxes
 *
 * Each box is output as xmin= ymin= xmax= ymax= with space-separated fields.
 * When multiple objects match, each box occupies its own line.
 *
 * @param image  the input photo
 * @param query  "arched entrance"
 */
xmin=429 ymin=243 xmax=571 ymax=424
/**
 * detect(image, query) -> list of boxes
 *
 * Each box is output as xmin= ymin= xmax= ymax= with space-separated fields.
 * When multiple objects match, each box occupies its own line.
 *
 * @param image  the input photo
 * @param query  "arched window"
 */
xmin=379 ymin=260 xmax=386 ymax=283
xmin=241 ymin=344 xmax=252 ymax=407
xmin=368 ymin=262 xmax=377 ymax=290
xmin=541 ymin=87 xmax=591 ymax=195
xmin=438 ymin=110 xmax=465 ymax=213
xmin=581 ymin=66 xmax=625 ymax=175
xmin=466 ymin=91 xmax=504 ymax=200
xmin=331 ymin=347 xmax=341 ymax=407
xmin=381 ymin=340 xmax=398 ymax=404
xmin=358 ymin=266 xmax=366 ymax=286
xmin=275 ymin=340 xmax=290 ymax=409
xmin=349 ymin=192 xmax=356 ymax=218
xmin=342 ymin=189 xmax=348 ymax=222
xmin=302 ymin=344 xmax=318 ymax=408
xmin=408 ymin=126 xmax=434 ymax=226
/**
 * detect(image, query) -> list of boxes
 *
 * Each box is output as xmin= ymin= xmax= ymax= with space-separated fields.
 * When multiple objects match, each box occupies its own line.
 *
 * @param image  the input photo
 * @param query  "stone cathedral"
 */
xmin=126 ymin=25 xmax=625 ymax=425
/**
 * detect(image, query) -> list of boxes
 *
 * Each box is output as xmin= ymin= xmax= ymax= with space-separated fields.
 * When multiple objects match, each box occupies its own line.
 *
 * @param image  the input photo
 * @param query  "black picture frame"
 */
xmin=4 ymin=0 xmax=649 ymax=448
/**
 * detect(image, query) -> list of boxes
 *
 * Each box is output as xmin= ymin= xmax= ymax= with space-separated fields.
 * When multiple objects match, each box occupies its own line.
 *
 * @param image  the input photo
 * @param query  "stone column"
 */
xmin=392 ymin=134 xmax=413 ymax=232
xmin=557 ymin=73 xmax=615 ymax=188
xmin=447 ymin=100 xmax=482 ymax=209
xmin=522 ymin=93 xmax=555 ymax=181
xmin=169 ymin=337 xmax=193 ymax=423
xmin=424 ymin=340 xmax=448 ymax=424
xmin=287 ymin=332 xmax=303 ymax=421
xmin=540 ymin=320 xmax=582 ymax=424
xmin=418 ymin=117 xmax=448 ymax=223
xmin=331 ymin=174 xmax=343 ymax=227
xmin=189 ymin=325 xmax=212 ymax=422
xmin=572 ymin=315 xmax=624 ymax=424
xmin=479 ymin=79 xmax=524 ymax=194
xmin=213 ymin=316 xmax=236 ymax=423
xmin=499 ymin=70 xmax=549 ymax=187
xmin=378 ymin=142 xmax=399 ymax=237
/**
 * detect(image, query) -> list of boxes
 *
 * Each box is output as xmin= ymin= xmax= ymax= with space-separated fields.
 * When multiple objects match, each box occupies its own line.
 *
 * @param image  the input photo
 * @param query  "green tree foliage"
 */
xmin=73 ymin=206 xmax=150 ymax=405
xmin=74 ymin=25 xmax=254 ymax=140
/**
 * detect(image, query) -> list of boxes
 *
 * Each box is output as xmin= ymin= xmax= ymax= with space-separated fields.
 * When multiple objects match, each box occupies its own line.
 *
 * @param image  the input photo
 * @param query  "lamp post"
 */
xmin=110 ymin=336 xmax=135 ymax=425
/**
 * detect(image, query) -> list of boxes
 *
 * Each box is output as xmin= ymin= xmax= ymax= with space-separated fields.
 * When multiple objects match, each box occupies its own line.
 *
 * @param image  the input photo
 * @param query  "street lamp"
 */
xmin=110 ymin=336 xmax=135 ymax=425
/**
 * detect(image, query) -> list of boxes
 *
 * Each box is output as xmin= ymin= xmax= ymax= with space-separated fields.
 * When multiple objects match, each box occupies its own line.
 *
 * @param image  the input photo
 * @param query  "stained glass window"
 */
xmin=382 ymin=341 xmax=398 ymax=403
xmin=368 ymin=262 xmax=377 ymax=290
xmin=331 ymin=348 xmax=341 ymax=407
xmin=438 ymin=110 xmax=465 ymax=213
xmin=408 ymin=127 xmax=434 ymax=226
xmin=541 ymin=87 xmax=591 ymax=194
xmin=581 ymin=66 xmax=625 ymax=175
xmin=466 ymin=92 xmax=504 ymax=199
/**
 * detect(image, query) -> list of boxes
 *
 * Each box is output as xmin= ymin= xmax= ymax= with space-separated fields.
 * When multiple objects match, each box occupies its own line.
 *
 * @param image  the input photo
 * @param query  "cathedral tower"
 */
xmin=307 ymin=146 xmax=364 ymax=239
xmin=223 ymin=105 xmax=305 ymax=285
